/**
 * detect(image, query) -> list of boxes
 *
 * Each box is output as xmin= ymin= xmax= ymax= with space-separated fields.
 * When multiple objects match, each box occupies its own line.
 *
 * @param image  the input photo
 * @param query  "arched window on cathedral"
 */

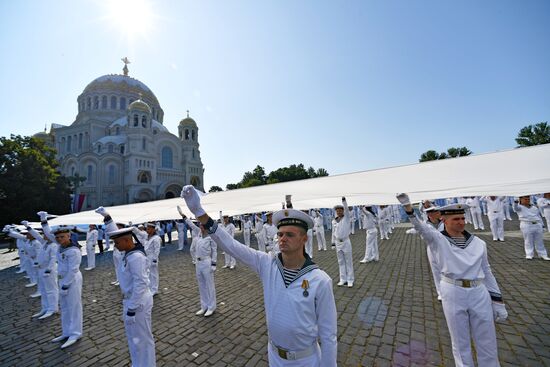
xmin=87 ymin=165 xmax=93 ymax=184
xmin=101 ymin=95 xmax=107 ymax=109
xmin=192 ymin=148 xmax=195 ymax=159
xmin=97 ymin=144 xmax=101 ymax=153
xmin=87 ymin=97 xmax=91 ymax=110
xmin=161 ymin=146 xmax=173 ymax=168
xmin=192 ymin=130 xmax=195 ymax=141
xmin=78 ymin=133 xmax=83 ymax=150
xmin=94 ymin=96 xmax=99 ymax=109
xmin=120 ymin=97 xmax=127 ymax=110
xmin=111 ymin=96 xmax=117 ymax=109
xmin=141 ymin=115 xmax=147 ymax=128
xmin=108 ymin=165 xmax=116 ymax=185
xmin=134 ymin=114 xmax=139 ymax=127
xmin=138 ymin=171 xmax=150 ymax=183
xmin=115 ymin=126 xmax=120 ymax=135
xmin=185 ymin=129 xmax=189 ymax=140
xmin=67 ymin=136 xmax=72 ymax=152
xmin=120 ymin=145 xmax=125 ymax=154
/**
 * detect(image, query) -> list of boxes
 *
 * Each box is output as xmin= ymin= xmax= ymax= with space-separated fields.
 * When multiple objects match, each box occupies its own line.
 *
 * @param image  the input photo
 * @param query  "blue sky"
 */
xmin=1 ymin=0 xmax=549 ymax=189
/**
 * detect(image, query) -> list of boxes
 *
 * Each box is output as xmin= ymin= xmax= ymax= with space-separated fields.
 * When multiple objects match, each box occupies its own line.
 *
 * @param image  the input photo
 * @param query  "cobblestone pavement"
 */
xmin=0 ymin=217 xmax=549 ymax=367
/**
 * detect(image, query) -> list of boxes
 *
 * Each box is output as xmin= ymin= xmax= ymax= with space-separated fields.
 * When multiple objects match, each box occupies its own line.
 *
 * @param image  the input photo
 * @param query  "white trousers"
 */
xmin=426 ymin=248 xmax=441 ymax=298
xmin=28 ymin=258 xmax=38 ymax=284
xmin=40 ymin=270 xmax=59 ymax=313
xmin=488 ymin=215 xmax=504 ymax=241
xmin=86 ymin=243 xmax=95 ymax=268
xmin=196 ymin=260 xmax=216 ymax=311
xmin=362 ymin=228 xmax=379 ymax=261
xmin=440 ymin=282 xmax=499 ymax=367
xmin=464 ymin=209 xmax=473 ymax=224
xmin=520 ymin=223 xmax=547 ymax=258
xmin=470 ymin=209 xmax=485 ymax=230
xmin=257 ymin=235 xmax=266 ymax=252
xmin=149 ymin=262 xmax=159 ymax=294
xmin=224 ymin=253 xmax=236 ymax=267
xmin=336 ymin=239 xmax=354 ymax=283
xmin=113 ymin=249 xmax=123 ymax=282
xmin=177 ymin=230 xmax=185 ymax=250
xmin=503 ymin=203 xmax=512 ymax=220
xmin=244 ymin=230 xmax=251 ymax=247
xmin=544 ymin=211 xmax=550 ymax=233
xmin=379 ymin=222 xmax=390 ymax=239
xmin=123 ymin=295 xmax=156 ymax=367
xmin=60 ymin=271 xmax=83 ymax=339
xmin=350 ymin=220 xmax=356 ymax=234
xmin=315 ymin=227 xmax=326 ymax=250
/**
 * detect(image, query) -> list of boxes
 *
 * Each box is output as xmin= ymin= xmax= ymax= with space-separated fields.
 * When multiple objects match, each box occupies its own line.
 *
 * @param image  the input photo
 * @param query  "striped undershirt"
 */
xmin=282 ymin=268 xmax=301 ymax=287
xmin=451 ymin=236 xmax=467 ymax=249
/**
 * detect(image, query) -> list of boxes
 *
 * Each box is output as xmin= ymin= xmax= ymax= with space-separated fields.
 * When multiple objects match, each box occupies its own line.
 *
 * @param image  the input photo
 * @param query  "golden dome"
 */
xmin=128 ymin=99 xmax=152 ymax=114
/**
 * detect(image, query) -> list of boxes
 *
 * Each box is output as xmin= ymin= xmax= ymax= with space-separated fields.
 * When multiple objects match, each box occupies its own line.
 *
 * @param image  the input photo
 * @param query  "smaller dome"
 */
xmin=33 ymin=131 xmax=50 ymax=139
xmin=179 ymin=116 xmax=197 ymax=128
xmin=128 ymin=99 xmax=151 ymax=114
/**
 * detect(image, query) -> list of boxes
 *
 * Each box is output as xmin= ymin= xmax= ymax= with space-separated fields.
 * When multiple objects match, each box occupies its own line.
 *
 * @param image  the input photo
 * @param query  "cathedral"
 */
xmin=34 ymin=62 xmax=205 ymax=210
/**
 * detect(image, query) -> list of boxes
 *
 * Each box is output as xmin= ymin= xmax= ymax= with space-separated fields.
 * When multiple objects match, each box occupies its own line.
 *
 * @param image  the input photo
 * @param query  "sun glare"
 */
xmin=103 ymin=0 xmax=155 ymax=40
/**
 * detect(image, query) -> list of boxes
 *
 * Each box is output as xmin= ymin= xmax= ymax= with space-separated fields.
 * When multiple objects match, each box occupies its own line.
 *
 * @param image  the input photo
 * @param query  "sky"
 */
xmin=1 ymin=0 xmax=549 ymax=189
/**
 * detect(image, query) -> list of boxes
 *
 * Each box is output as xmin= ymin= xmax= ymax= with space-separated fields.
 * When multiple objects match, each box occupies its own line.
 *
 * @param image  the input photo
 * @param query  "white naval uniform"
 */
xmin=349 ymin=209 xmax=357 ymax=234
xmin=332 ymin=200 xmax=354 ymax=284
xmin=26 ymin=238 xmax=40 ymax=285
xmin=536 ymin=197 xmax=550 ymax=233
xmin=378 ymin=207 xmax=391 ymax=240
xmin=221 ymin=222 xmax=237 ymax=267
xmin=466 ymin=197 xmax=485 ymax=230
xmin=305 ymin=228 xmax=313 ymax=259
xmin=484 ymin=197 xmax=505 ymax=241
xmin=360 ymin=208 xmax=379 ymax=262
xmin=458 ymin=198 xmax=472 ymax=224
xmin=33 ymin=232 xmax=59 ymax=314
xmin=144 ymin=234 xmax=161 ymax=295
xmin=207 ymin=224 xmax=337 ymax=366
xmin=513 ymin=203 xmax=548 ymax=258
xmin=255 ymin=215 xmax=266 ymax=252
xmin=86 ymin=229 xmax=98 ymax=269
xmin=263 ymin=223 xmax=278 ymax=252
xmin=418 ymin=218 xmax=445 ymax=299
xmin=409 ymin=215 xmax=503 ymax=367
xmin=195 ymin=236 xmax=217 ymax=312
xmin=185 ymin=219 xmax=201 ymax=263
xmin=57 ymin=244 xmax=83 ymax=340
xmin=313 ymin=215 xmax=327 ymax=251
xmin=176 ymin=220 xmax=186 ymax=250
xmin=243 ymin=219 xmax=252 ymax=247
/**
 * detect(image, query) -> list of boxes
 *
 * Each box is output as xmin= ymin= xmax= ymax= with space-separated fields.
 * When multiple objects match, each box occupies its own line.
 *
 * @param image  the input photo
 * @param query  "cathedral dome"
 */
xmin=179 ymin=113 xmax=197 ymax=128
xmin=83 ymin=74 xmax=159 ymax=106
xmin=128 ymin=99 xmax=152 ymax=114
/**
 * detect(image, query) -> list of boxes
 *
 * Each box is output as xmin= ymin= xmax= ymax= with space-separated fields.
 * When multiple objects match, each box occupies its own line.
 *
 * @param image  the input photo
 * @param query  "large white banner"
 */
xmin=48 ymin=144 xmax=550 ymax=225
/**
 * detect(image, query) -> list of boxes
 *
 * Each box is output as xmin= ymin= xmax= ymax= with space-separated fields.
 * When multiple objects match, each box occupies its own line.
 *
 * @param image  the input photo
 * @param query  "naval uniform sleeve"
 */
xmin=27 ymin=227 xmax=46 ymax=245
xmin=316 ymin=275 xmax=338 ymax=367
xmin=209 ymin=223 xmax=269 ymax=275
xmin=150 ymin=236 xmax=161 ymax=260
xmin=46 ymin=244 xmax=57 ymax=272
xmin=8 ymin=230 xmax=27 ymax=241
xmin=480 ymin=244 xmax=503 ymax=302
xmin=512 ymin=202 xmax=521 ymax=213
xmin=209 ymin=238 xmax=217 ymax=264
xmin=60 ymin=249 xmax=81 ymax=288
xmin=127 ymin=253 xmax=150 ymax=311
xmin=409 ymin=215 xmax=440 ymax=245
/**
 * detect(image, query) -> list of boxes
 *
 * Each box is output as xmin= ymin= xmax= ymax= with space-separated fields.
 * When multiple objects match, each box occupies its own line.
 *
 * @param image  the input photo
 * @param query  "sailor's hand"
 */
xmin=181 ymin=185 xmax=206 ymax=217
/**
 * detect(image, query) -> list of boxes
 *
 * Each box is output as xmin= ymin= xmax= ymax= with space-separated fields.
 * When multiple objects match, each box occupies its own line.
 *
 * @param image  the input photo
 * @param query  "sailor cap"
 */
xmin=439 ymin=203 xmax=469 ymax=215
xmin=107 ymin=227 xmax=134 ymax=239
xmin=424 ymin=206 xmax=440 ymax=213
xmin=272 ymin=209 xmax=314 ymax=231
xmin=53 ymin=226 xmax=72 ymax=234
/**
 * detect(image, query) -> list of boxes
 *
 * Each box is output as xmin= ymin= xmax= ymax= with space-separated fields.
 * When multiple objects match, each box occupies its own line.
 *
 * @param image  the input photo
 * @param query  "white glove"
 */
xmin=21 ymin=220 xmax=29 ymax=227
xmin=177 ymin=205 xmax=186 ymax=217
xmin=492 ymin=302 xmax=508 ymax=322
xmin=37 ymin=211 xmax=48 ymax=222
xmin=131 ymin=227 xmax=141 ymax=236
xmin=396 ymin=193 xmax=411 ymax=206
xmin=125 ymin=312 xmax=136 ymax=325
xmin=95 ymin=206 xmax=108 ymax=217
xmin=180 ymin=185 xmax=206 ymax=217
xmin=211 ymin=265 xmax=216 ymax=272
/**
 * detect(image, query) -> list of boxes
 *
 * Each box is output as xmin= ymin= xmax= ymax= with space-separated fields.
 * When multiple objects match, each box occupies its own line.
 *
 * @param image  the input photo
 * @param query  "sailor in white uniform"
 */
xmin=331 ymin=197 xmax=355 ymax=287
xmin=418 ymin=204 xmax=445 ymax=300
xmin=313 ymin=211 xmax=327 ymax=251
xmin=254 ymin=213 xmax=266 ymax=252
xmin=483 ymin=196 xmax=506 ymax=241
xmin=85 ymin=224 xmax=98 ymax=270
xmin=262 ymin=213 xmax=278 ymax=252
xmin=23 ymin=222 xmax=59 ymax=319
xmin=40 ymin=212 xmax=83 ymax=349
xmin=220 ymin=214 xmax=237 ymax=269
xmin=536 ymin=193 xmax=550 ymax=232
xmin=397 ymin=194 xmax=508 ymax=367
xmin=243 ymin=216 xmax=252 ymax=247
xmin=144 ymin=223 xmax=161 ymax=295
xmin=181 ymin=186 xmax=337 ymax=366
xmin=97 ymin=207 xmax=156 ymax=367
xmin=513 ymin=196 xmax=550 ymax=260
xmin=191 ymin=220 xmax=218 ymax=317
xmin=359 ymin=206 xmax=379 ymax=263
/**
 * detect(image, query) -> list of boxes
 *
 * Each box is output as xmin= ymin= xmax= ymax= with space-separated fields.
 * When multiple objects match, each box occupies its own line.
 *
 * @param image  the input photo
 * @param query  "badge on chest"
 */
xmin=301 ymin=279 xmax=309 ymax=297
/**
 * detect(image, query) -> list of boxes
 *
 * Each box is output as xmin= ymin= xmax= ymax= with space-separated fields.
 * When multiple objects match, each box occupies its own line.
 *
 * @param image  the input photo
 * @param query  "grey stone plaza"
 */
xmin=0 ymin=218 xmax=549 ymax=366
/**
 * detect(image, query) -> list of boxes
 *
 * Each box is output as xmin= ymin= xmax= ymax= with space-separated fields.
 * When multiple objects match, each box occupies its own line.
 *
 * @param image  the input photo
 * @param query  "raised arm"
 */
xmin=22 ymin=221 xmax=46 ymax=245
xmin=38 ymin=211 xmax=57 ymax=242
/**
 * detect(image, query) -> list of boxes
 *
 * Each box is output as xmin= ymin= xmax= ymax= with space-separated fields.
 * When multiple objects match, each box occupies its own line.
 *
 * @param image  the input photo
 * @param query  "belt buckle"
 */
xmin=532 ymin=221 xmax=537 ymax=225
xmin=461 ymin=280 xmax=471 ymax=288
xmin=277 ymin=348 xmax=288 ymax=359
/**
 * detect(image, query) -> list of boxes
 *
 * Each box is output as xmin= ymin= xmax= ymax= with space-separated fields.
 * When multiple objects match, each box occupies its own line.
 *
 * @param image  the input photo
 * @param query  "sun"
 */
xmin=102 ymin=0 xmax=155 ymax=40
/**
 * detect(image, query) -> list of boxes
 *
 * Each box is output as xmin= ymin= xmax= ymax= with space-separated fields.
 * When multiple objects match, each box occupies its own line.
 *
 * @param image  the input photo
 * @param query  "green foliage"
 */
xmin=419 ymin=147 xmax=472 ymax=162
xmin=515 ymin=122 xmax=550 ymax=147
xmin=225 ymin=164 xmax=329 ymax=190
xmin=209 ymin=185 xmax=223 ymax=192
xmin=0 ymin=135 xmax=71 ymax=226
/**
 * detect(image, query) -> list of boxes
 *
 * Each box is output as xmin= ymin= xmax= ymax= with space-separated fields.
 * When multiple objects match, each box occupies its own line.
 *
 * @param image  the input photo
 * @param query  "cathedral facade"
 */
xmin=36 ymin=66 xmax=204 ymax=210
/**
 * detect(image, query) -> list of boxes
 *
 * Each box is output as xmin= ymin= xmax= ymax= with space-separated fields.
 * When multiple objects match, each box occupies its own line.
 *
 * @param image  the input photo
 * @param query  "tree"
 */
xmin=515 ymin=122 xmax=550 ymax=147
xmin=209 ymin=185 xmax=223 ymax=192
xmin=0 ymin=135 xmax=71 ymax=226
xmin=225 ymin=164 xmax=330 ymax=190
xmin=419 ymin=147 xmax=472 ymax=162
